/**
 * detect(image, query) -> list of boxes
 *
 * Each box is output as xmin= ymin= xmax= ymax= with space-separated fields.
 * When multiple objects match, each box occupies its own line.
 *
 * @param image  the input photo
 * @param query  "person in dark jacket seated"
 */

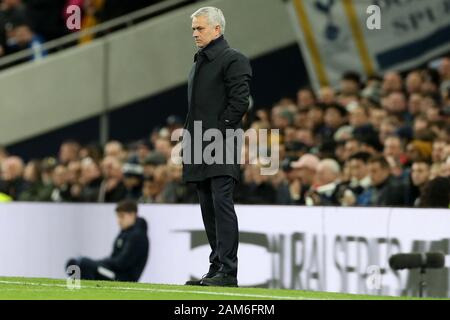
xmin=359 ymin=155 xmax=408 ymax=207
xmin=66 ymin=200 xmax=149 ymax=282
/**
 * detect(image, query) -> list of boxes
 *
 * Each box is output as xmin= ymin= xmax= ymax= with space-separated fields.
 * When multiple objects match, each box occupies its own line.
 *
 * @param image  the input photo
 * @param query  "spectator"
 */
xmin=122 ymin=162 xmax=144 ymax=201
xmin=18 ymin=160 xmax=45 ymax=201
xmin=0 ymin=0 xmax=29 ymax=31
xmin=340 ymin=71 xmax=361 ymax=96
xmin=1 ymin=0 xmax=28 ymax=58
xmin=287 ymin=154 xmax=319 ymax=205
xmin=66 ymin=200 xmax=149 ymax=282
xmin=235 ymin=163 xmax=276 ymax=204
xmin=307 ymin=104 xmax=325 ymax=134
xmin=142 ymin=151 xmax=166 ymax=177
xmin=274 ymin=157 xmax=297 ymax=205
xmin=297 ymin=87 xmax=316 ymax=109
xmin=140 ymin=175 xmax=163 ymax=203
xmin=104 ymin=140 xmax=126 ymax=161
xmin=128 ymin=140 xmax=152 ymax=165
xmin=66 ymin=160 xmax=81 ymax=187
xmin=360 ymin=155 xmax=408 ymax=206
xmin=98 ymin=156 xmax=126 ymax=203
xmin=408 ymin=92 xmax=423 ymax=116
xmin=79 ymin=143 xmax=102 ymax=163
xmin=406 ymin=70 xmax=423 ymax=95
xmin=383 ymin=135 xmax=406 ymax=166
xmin=72 ymin=157 xmax=102 ymax=202
xmin=59 ymin=140 xmax=80 ymax=165
xmin=321 ymin=104 xmax=348 ymax=143
xmin=154 ymin=137 xmax=173 ymax=161
xmin=318 ymin=86 xmax=336 ymax=105
xmin=7 ymin=23 xmax=47 ymax=61
xmin=349 ymin=105 xmax=376 ymax=142
xmin=306 ymin=158 xmax=341 ymax=206
xmin=432 ymin=140 xmax=447 ymax=163
xmin=382 ymin=71 xmax=403 ymax=94
xmin=379 ymin=117 xmax=399 ymax=143
xmin=385 ymin=91 xmax=411 ymax=125
xmin=158 ymin=163 xmax=197 ymax=203
xmin=343 ymin=138 xmax=362 ymax=161
xmin=48 ymin=164 xmax=72 ymax=202
xmin=337 ymin=152 xmax=371 ymax=206
xmin=406 ymin=140 xmax=432 ymax=164
xmin=409 ymin=160 xmax=431 ymax=206
xmin=77 ymin=0 xmax=106 ymax=44
xmin=420 ymin=176 xmax=450 ymax=208
xmin=0 ymin=156 xmax=26 ymax=200
xmin=369 ymin=106 xmax=387 ymax=132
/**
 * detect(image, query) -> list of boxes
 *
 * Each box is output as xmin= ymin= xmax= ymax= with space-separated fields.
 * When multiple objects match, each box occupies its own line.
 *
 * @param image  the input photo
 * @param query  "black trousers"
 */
xmin=66 ymin=257 xmax=111 ymax=281
xmin=196 ymin=175 xmax=239 ymax=277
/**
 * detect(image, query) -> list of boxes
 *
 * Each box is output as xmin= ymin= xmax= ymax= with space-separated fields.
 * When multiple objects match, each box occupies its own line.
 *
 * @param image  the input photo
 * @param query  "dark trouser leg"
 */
xmin=211 ymin=176 xmax=238 ymax=277
xmin=66 ymin=257 xmax=110 ymax=281
xmin=196 ymin=179 xmax=221 ymax=274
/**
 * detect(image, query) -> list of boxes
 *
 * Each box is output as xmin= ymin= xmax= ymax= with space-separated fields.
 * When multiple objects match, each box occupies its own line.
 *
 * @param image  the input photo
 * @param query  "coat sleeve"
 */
xmin=220 ymin=52 xmax=252 ymax=128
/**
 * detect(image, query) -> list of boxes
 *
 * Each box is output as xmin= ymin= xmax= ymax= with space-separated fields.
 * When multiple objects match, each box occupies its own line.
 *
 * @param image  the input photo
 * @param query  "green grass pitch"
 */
xmin=0 ymin=277 xmax=441 ymax=300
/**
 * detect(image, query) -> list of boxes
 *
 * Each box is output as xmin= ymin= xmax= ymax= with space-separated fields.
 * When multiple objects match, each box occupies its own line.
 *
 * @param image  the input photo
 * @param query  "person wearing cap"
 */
xmin=288 ymin=154 xmax=320 ymax=205
xmin=142 ymin=151 xmax=167 ymax=177
xmin=66 ymin=200 xmax=149 ymax=282
xmin=183 ymin=7 xmax=252 ymax=287
xmin=122 ymin=162 xmax=144 ymax=201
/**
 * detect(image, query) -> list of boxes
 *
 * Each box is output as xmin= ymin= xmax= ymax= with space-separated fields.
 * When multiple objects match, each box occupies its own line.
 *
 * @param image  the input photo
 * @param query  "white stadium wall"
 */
xmin=0 ymin=203 xmax=449 ymax=298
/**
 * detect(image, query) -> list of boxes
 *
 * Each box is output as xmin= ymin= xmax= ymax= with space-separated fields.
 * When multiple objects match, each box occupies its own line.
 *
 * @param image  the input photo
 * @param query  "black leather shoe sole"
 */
xmin=185 ymin=279 xmax=203 ymax=286
xmin=200 ymin=278 xmax=238 ymax=287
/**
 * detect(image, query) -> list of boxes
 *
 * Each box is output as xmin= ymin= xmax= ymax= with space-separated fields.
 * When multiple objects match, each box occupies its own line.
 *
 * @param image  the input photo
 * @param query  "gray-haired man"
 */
xmin=182 ymin=7 xmax=252 ymax=287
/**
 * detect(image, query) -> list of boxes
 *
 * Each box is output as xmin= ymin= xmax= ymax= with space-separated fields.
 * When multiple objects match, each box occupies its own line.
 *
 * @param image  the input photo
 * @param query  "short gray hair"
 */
xmin=191 ymin=7 xmax=226 ymax=35
xmin=318 ymin=159 xmax=341 ymax=176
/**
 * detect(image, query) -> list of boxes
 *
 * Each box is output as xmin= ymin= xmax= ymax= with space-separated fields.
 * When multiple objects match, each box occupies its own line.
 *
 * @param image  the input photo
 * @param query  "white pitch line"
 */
xmin=0 ymin=280 xmax=315 ymax=300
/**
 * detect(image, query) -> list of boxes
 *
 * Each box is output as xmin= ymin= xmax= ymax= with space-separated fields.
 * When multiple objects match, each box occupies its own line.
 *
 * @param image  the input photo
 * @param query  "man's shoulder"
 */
xmin=221 ymin=47 xmax=250 ymax=62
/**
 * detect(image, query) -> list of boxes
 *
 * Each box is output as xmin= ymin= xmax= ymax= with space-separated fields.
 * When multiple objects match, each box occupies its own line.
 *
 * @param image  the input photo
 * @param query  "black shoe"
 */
xmin=185 ymin=270 xmax=217 ymax=286
xmin=200 ymin=272 xmax=238 ymax=287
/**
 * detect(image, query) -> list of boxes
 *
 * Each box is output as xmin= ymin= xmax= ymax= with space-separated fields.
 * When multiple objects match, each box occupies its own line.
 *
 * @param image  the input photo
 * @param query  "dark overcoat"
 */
xmin=182 ymin=35 xmax=252 ymax=183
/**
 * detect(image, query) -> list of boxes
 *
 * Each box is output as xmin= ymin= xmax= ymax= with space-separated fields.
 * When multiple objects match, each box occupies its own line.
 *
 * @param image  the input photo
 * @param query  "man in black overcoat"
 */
xmin=182 ymin=6 xmax=252 ymax=287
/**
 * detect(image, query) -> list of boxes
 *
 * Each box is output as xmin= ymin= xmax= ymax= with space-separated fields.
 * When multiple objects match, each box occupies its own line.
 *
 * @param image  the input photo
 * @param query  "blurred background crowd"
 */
xmin=0 ymin=0 xmax=196 ymax=62
xmin=1 ymin=55 xmax=450 ymax=207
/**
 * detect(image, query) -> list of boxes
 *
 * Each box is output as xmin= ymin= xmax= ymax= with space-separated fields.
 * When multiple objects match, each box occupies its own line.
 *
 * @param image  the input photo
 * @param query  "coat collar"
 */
xmin=194 ymin=35 xmax=229 ymax=62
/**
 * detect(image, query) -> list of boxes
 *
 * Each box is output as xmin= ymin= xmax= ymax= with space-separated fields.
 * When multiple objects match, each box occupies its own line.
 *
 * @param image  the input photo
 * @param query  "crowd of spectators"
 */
xmin=1 ymin=56 xmax=450 ymax=208
xmin=0 ymin=0 xmax=190 ymax=63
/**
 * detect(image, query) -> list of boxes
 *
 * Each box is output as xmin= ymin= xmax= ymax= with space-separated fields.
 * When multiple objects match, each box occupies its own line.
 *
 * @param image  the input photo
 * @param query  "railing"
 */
xmin=0 ymin=0 xmax=198 ymax=69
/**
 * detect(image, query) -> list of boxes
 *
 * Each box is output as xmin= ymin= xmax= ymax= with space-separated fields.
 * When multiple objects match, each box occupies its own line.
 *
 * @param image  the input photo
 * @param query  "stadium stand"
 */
xmin=1 ymin=55 xmax=450 ymax=207
xmin=0 ymin=0 xmax=199 ymax=67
